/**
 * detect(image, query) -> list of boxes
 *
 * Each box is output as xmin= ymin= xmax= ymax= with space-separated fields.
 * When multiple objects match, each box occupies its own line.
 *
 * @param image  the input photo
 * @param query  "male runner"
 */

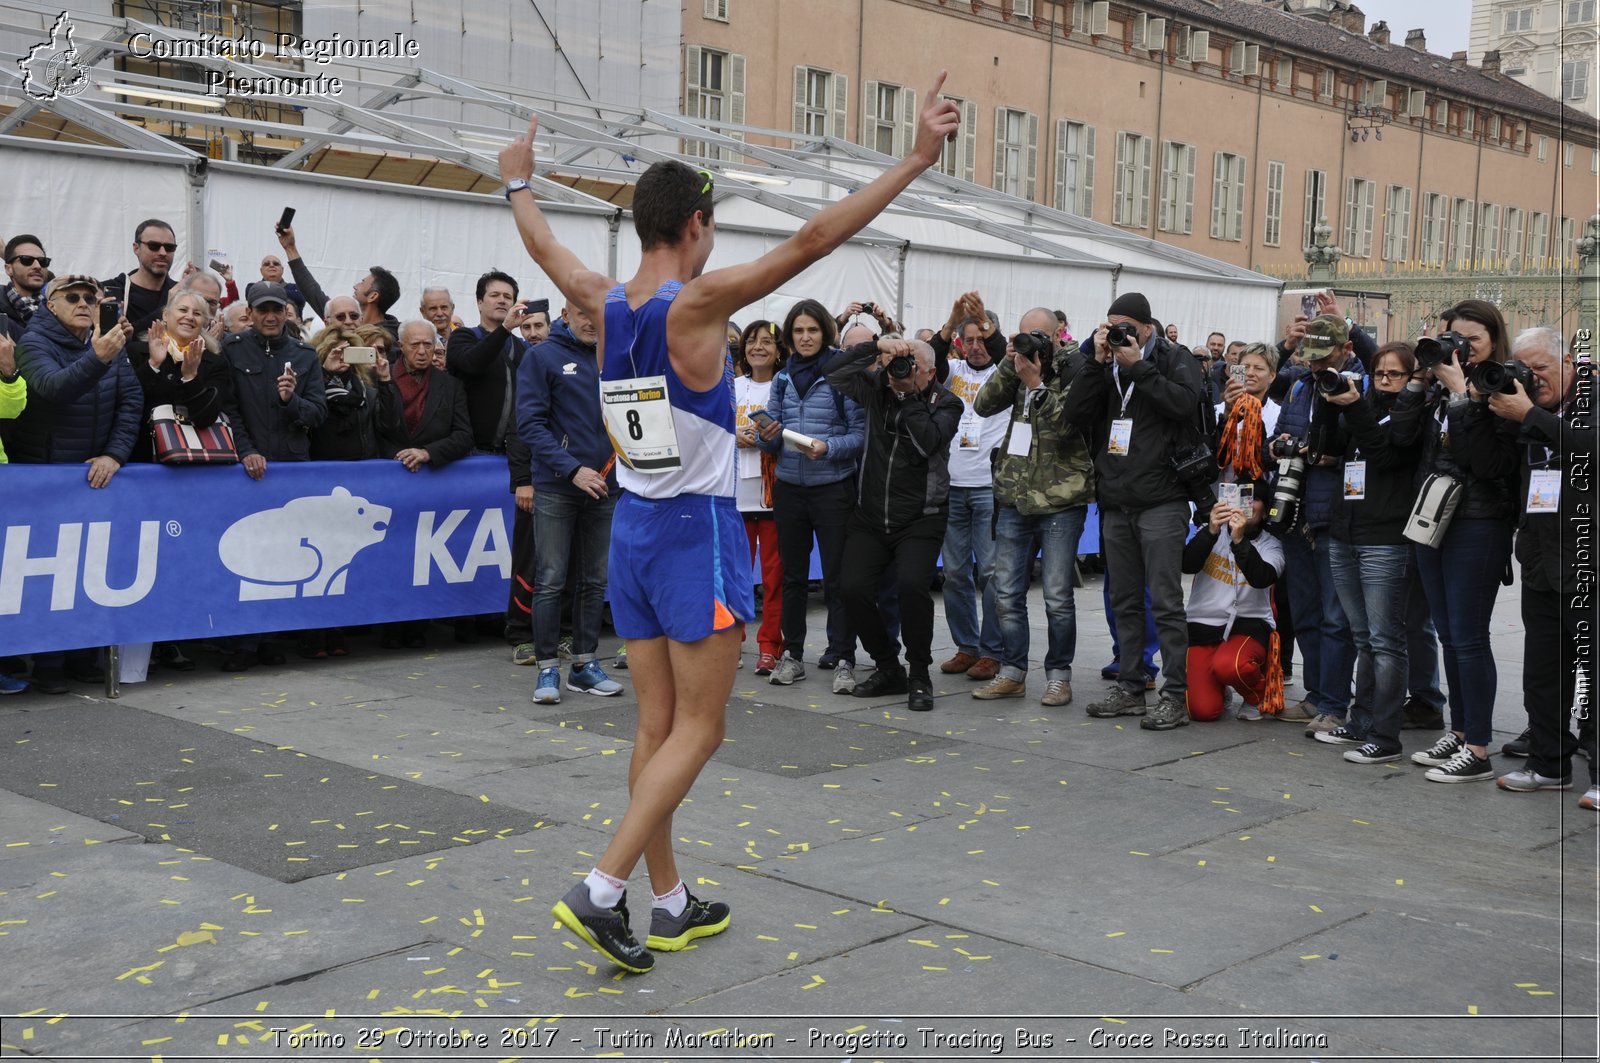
xmin=498 ymin=76 xmax=961 ymax=973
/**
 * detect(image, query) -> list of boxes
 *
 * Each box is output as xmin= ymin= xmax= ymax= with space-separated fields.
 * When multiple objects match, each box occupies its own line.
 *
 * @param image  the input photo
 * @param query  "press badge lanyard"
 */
xmin=1525 ymin=443 xmax=1560 ymax=514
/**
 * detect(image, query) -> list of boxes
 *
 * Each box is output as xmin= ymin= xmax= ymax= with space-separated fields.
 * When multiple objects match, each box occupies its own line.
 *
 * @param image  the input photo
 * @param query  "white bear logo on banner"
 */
xmin=217 ymin=487 xmax=392 ymax=601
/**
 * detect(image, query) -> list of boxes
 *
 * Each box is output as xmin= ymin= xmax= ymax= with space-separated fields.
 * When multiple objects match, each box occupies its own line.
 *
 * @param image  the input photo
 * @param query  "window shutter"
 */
xmin=684 ymin=45 xmax=702 ymax=119
xmin=793 ymin=67 xmax=809 ymax=134
xmin=1277 ymin=56 xmax=1294 ymax=88
xmin=1231 ymin=156 xmax=1245 ymax=240
xmin=1190 ymin=30 xmax=1209 ymax=62
xmin=1158 ymin=145 xmax=1173 ymax=231
xmin=1024 ymin=112 xmax=1039 ymax=200
xmin=831 ymin=73 xmax=849 ymax=139
xmin=1091 ymin=1 xmax=1109 ymax=35
xmin=1184 ymin=144 xmax=1197 ymax=234
xmin=994 ymin=106 xmax=1007 ymax=191
xmin=1134 ymin=13 xmax=1147 ymax=48
xmin=1082 ymin=126 xmax=1095 ymax=215
xmin=962 ymin=100 xmax=977 ymax=182
xmin=1138 ymin=135 xmax=1152 ymax=228
xmin=1146 ymin=17 xmax=1165 ymax=51
xmin=1177 ymin=26 xmax=1192 ymax=60
xmin=1230 ymin=41 xmax=1244 ymax=74
xmin=862 ymin=80 xmax=881 ymax=148
xmin=1245 ymin=44 xmax=1260 ymax=75
xmin=1055 ymin=119 xmax=1070 ymax=210
xmin=1407 ymin=89 xmax=1425 ymax=118
xmin=1113 ymin=135 xmax=1128 ymax=224
xmin=1212 ymin=153 xmax=1226 ymax=238
xmin=728 ymin=53 xmax=746 ymax=130
xmin=1368 ymin=79 xmax=1387 ymax=106
xmin=898 ymin=89 xmax=917 ymax=158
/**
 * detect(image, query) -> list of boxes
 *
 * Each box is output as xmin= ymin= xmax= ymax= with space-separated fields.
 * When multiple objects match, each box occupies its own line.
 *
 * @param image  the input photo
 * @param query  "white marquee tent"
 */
xmin=1 ymin=3 xmax=1283 ymax=338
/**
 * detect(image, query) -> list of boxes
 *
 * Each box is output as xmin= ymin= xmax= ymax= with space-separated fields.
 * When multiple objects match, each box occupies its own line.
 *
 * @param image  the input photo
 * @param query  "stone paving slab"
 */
xmin=0 ymin=702 xmax=542 ymax=882
xmin=1136 ymin=731 xmax=1596 ymax=850
xmin=0 ymin=842 xmax=429 ymax=1057
xmin=0 ymin=789 xmax=140 ymax=859
xmin=1162 ymin=808 xmax=1597 ymax=924
xmin=1193 ymin=908 xmax=1596 ymax=1060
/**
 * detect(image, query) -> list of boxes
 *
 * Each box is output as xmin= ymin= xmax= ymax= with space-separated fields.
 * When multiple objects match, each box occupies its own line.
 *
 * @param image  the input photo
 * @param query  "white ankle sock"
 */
xmin=584 ymin=868 xmax=626 ymax=909
xmin=652 ymin=881 xmax=687 ymax=917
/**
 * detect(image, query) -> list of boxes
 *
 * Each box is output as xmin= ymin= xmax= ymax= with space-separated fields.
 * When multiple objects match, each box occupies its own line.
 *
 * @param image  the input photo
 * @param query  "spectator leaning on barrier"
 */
xmin=929 ymin=292 xmax=1008 ymax=684
xmin=11 ymin=274 xmax=140 ymax=693
xmin=447 ymin=270 xmax=530 ymax=456
xmin=2 ymin=234 xmax=50 ymax=341
xmin=516 ymin=301 xmax=622 ymax=705
xmin=973 ymin=307 xmax=1095 ymax=708
xmin=827 ymin=335 xmax=963 ymax=712
xmin=221 ymin=282 xmax=327 ymax=480
xmin=0 ymin=329 xmax=24 ymax=695
xmin=100 ymin=219 xmax=178 ymax=336
xmin=1063 ymin=291 xmax=1205 ymax=731
xmin=382 ymin=320 xmax=473 ymax=471
xmin=1482 ymin=327 xmax=1599 ymax=808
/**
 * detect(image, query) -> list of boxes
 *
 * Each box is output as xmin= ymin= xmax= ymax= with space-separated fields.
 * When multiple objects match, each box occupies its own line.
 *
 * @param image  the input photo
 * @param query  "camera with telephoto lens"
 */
xmin=1314 ymin=368 xmax=1363 ymax=395
xmin=1269 ymin=435 xmax=1305 ymax=460
xmin=1468 ymin=358 xmax=1534 ymax=395
xmin=1011 ymin=329 xmax=1053 ymax=360
xmin=1105 ymin=322 xmax=1137 ymax=350
xmin=1414 ymin=330 xmax=1470 ymax=370
xmin=1266 ymin=450 xmax=1308 ymax=531
xmin=887 ymin=354 xmax=916 ymax=379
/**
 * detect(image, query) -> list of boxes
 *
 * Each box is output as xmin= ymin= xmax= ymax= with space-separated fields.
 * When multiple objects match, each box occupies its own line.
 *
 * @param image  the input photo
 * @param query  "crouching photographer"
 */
xmin=1477 ymin=327 xmax=1597 ymax=809
xmin=826 ymin=336 xmax=963 ymax=712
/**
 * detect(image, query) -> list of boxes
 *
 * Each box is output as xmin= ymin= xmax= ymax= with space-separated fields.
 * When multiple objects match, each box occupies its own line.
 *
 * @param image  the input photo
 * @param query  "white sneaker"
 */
xmin=1235 ymin=703 xmax=1263 ymax=721
xmin=832 ymin=662 xmax=856 ymax=695
xmin=769 ymin=654 xmax=806 ymax=686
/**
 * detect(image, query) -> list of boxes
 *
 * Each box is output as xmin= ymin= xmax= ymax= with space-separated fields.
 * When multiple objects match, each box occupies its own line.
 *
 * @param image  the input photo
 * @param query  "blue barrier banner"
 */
xmin=0 ymin=457 xmax=515 ymax=655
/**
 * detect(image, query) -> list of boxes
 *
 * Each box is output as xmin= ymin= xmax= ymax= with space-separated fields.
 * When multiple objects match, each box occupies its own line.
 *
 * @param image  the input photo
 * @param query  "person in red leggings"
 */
xmin=1183 ymin=478 xmax=1285 ymax=722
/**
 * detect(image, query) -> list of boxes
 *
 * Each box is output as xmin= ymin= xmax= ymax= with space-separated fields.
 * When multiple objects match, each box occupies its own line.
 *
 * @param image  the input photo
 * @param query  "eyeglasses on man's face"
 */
xmin=54 ymin=290 xmax=99 ymax=305
xmin=141 ymin=241 xmax=178 ymax=253
xmin=7 ymin=254 xmax=50 ymax=268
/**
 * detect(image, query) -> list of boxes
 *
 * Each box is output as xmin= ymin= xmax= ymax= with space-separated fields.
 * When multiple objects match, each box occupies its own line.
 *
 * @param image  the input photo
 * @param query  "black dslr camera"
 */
xmin=1011 ymin=329 xmax=1053 ymax=359
xmin=860 ymin=301 xmax=876 ymax=316
xmin=1105 ymin=323 xmax=1138 ymax=349
xmin=1468 ymin=358 xmax=1534 ymax=395
xmin=1314 ymin=368 xmax=1363 ymax=395
xmin=887 ymin=354 xmax=917 ymax=379
xmin=1415 ymin=330 xmax=1470 ymax=370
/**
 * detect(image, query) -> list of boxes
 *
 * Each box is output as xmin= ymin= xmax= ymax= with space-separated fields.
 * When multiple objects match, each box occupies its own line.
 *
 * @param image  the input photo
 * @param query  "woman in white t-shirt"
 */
xmin=734 ymin=321 xmax=787 ymax=674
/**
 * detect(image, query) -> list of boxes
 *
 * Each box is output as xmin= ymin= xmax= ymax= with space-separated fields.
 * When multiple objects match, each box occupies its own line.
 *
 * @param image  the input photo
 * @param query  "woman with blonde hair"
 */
xmin=131 ymin=288 xmax=233 ymax=464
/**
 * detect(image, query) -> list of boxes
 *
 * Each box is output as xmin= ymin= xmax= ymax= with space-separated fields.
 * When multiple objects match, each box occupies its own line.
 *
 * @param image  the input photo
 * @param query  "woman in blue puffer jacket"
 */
xmin=756 ymin=299 xmax=866 ymax=689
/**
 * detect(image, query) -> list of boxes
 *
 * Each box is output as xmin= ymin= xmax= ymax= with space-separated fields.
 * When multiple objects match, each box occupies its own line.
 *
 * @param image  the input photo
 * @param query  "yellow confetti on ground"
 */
xmin=1300 ymin=954 xmax=1322 ymax=960
xmin=1395 ymin=878 xmax=1405 ymax=886
xmin=1468 ymin=1005 xmax=1479 ymax=1015
xmin=1105 ymin=931 xmax=1126 ymax=938
xmin=1309 ymin=905 xmax=1323 ymax=913
xmin=1150 ymin=948 xmax=1174 ymax=954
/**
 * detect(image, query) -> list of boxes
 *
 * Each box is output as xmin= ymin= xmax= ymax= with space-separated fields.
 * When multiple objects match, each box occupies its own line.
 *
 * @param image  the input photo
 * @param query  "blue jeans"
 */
xmin=533 ymin=490 xmax=616 ymax=665
xmin=1283 ymin=530 xmax=1355 ymax=717
xmin=1414 ymin=518 xmax=1513 ymax=747
xmin=992 ymin=505 xmax=1087 ymax=682
xmin=1405 ymin=559 xmax=1446 ymax=713
xmin=942 ymin=486 xmax=1000 ymax=660
xmin=1327 ymin=539 xmax=1410 ymax=749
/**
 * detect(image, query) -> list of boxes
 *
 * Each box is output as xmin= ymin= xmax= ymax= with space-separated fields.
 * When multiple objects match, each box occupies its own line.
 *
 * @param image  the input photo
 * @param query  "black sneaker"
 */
xmin=646 ymin=890 xmax=731 ymax=951
xmin=1313 ymin=724 xmax=1364 ymax=746
xmin=1344 ymin=742 xmax=1403 ymax=765
xmin=551 ymin=884 xmax=654 ymax=973
xmin=1424 ymin=748 xmax=1495 ymax=784
xmin=1139 ymin=693 xmax=1190 ymax=731
xmin=1410 ymin=731 xmax=1465 ymax=767
xmin=817 ymin=652 xmax=841 ymax=671
xmin=1500 ymin=728 xmax=1531 ymax=758
xmin=1086 ymin=687 xmax=1147 ymax=718
xmin=907 ymin=676 xmax=934 ymax=712
xmin=1400 ymin=696 xmax=1444 ymax=730
xmin=852 ymin=665 xmax=908 ymax=698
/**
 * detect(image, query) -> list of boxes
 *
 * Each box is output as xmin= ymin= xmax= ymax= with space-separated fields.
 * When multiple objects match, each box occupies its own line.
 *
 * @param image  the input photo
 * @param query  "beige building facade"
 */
xmin=682 ymin=0 xmax=1599 ymax=290
xmin=1470 ymin=0 xmax=1599 ymax=119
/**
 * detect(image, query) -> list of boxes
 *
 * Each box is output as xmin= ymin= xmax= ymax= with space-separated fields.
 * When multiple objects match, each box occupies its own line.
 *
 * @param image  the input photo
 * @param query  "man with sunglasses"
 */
xmin=2 ymin=235 xmax=52 ymax=340
xmin=101 ymin=219 xmax=178 ymax=336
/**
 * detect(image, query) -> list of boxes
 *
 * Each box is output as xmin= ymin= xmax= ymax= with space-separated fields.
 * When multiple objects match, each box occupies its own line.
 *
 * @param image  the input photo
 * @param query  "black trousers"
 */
xmin=1523 ymin=580 xmax=1599 ymax=784
xmin=774 ymin=477 xmax=856 ymax=662
xmin=840 ymin=511 xmax=945 ymax=675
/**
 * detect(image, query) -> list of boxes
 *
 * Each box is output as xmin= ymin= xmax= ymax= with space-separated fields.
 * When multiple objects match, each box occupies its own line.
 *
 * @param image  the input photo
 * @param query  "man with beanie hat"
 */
xmin=1062 ymin=291 xmax=1206 ymax=730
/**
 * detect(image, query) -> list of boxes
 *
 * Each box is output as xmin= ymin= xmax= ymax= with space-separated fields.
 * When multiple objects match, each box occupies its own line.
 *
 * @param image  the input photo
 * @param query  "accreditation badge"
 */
xmin=1342 ymin=461 xmax=1367 ymax=500
xmin=1108 ymin=418 xmax=1133 ymax=456
xmin=1526 ymin=469 xmax=1561 ymax=514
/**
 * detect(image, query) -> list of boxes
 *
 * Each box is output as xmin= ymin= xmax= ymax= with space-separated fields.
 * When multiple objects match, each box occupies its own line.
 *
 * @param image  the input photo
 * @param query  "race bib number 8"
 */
xmin=602 ymin=375 xmax=683 ymax=473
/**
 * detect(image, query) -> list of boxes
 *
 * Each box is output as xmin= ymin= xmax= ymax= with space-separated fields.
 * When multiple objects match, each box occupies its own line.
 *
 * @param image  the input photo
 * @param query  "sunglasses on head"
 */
xmin=142 ymin=241 xmax=178 ymax=253
xmin=55 ymin=290 xmax=99 ymax=305
xmin=698 ymin=169 xmax=714 ymax=195
xmin=7 ymin=254 xmax=50 ymax=268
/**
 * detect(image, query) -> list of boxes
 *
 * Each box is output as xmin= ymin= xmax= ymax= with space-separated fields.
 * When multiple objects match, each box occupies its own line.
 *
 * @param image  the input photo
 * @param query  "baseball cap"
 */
xmin=45 ymin=274 xmax=99 ymax=298
xmin=248 ymin=281 xmax=290 ymax=309
xmin=1301 ymin=314 xmax=1349 ymax=361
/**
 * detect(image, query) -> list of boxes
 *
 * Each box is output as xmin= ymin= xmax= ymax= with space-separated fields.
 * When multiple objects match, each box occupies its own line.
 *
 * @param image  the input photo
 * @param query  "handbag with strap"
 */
xmin=150 ymin=403 xmax=238 ymax=465
xmin=1402 ymin=471 xmax=1463 ymax=548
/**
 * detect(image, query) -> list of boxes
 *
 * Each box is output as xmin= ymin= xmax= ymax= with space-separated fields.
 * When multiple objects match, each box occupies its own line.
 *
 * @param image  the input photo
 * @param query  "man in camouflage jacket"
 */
xmin=971 ymin=307 xmax=1096 ymax=707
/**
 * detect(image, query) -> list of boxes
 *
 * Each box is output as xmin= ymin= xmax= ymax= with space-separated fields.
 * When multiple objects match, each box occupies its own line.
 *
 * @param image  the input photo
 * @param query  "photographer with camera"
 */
xmin=1310 ymin=342 xmax=1428 ymax=765
xmin=1269 ymin=314 xmax=1358 ymax=735
xmin=1474 ymin=327 xmax=1596 ymax=807
xmin=1062 ymin=292 xmax=1205 ymax=730
xmin=1398 ymin=300 xmax=1522 ymax=783
xmin=826 ymin=336 xmax=963 ymax=712
xmin=970 ymin=308 xmax=1095 ymax=706
xmin=929 ymin=292 xmax=1008 ymax=681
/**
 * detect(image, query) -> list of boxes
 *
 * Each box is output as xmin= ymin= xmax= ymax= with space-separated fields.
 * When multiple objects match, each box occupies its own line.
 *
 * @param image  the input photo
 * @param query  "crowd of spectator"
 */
xmin=0 ymin=219 xmax=1593 ymax=809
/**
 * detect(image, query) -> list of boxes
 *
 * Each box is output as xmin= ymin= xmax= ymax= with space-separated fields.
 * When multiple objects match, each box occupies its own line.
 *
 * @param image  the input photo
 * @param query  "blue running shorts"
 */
xmin=608 ymin=492 xmax=755 ymax=642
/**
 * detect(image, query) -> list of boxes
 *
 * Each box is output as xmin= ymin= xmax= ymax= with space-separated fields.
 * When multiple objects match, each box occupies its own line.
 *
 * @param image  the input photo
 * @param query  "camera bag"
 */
xmin=1402 ymin=472 xmax=1463 ymax=548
